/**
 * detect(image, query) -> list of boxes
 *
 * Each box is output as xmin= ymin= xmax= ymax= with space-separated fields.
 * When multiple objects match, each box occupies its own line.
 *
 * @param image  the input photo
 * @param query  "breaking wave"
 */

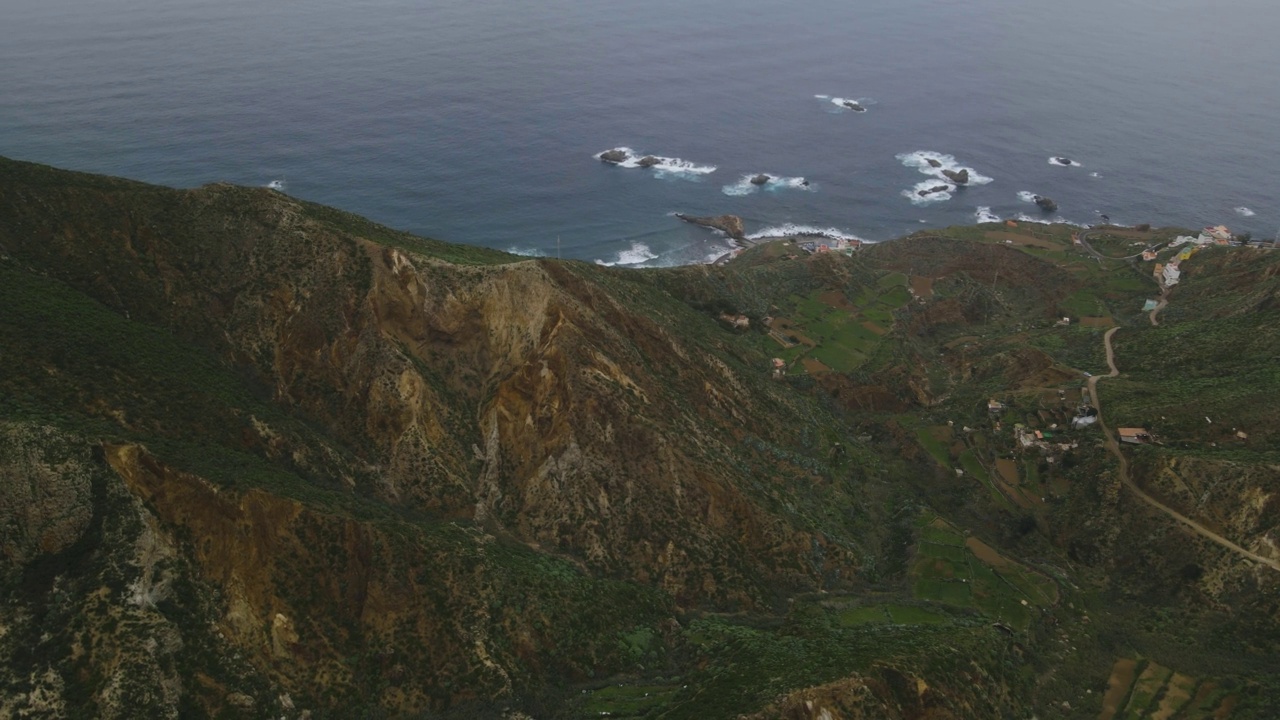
xmin=745 ymin=223 xmax=865 ymax=243
xmin=975 ymin=206 xmax=1001 ymax=224
xmin=1017 ymin=191 xmax=1039 ymax=204
xmin=506 ymin=246 xmax=546 ymax=258
xmin=266 ymin=179 xmax=285 ymax=191
xmin=902 ymin=180 xmax=957 ymax=205
xmin=594 ymin=242 xmax=659 ymax=267
xmin=1235 ymin=206 xmax=1256 ymax=217
xmin=898 ymin=151 xmax=993 ymax=184
xmin=897 ymin=151 xmax=991 ymax=203
xmin=595 ymin=147 xmax=717 ymax=177
xmin=722 ymin=174 xmax=813 ymax=196
xmin=819 ymin=95 xmax=874 ymax=113
xmin=1014 ymin=214 xmax=1082 ymax=227
xmin=1049 ymin=156 xmax=1082 ymax=167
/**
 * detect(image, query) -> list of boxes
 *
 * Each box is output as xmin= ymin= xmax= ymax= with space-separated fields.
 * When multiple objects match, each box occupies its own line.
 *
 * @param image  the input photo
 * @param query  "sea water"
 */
xmin=2 ymin=0 xmax=1276 ymax=266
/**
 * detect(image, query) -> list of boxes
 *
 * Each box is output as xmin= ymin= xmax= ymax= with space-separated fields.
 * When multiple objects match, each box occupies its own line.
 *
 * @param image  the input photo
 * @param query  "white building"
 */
xmin=1162 ymin=262 xmax=1181 ymax=285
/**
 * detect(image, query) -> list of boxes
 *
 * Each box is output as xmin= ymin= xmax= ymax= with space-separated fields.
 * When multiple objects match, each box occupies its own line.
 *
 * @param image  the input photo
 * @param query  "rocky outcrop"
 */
xmin=942 ymin=168 xmax=969 ymax=185
xmin=841 ymin=100 xmax=866 ymax=112
xmin=918 ymin=184 xmax=951 ymax=197
xmin=926 ymin=158 xmax=943 ymax=168
xmin=0 ymin=423 xmax=95 ymax=563
xmin=1033 ymin=195 xmax=1058 ymax=212
xmin=637 ymin=155 xmax=660 ymax=168
xmin=750 ymin=173 xmax=771 ymax=186
xmin=675 ymin=213 xmax=746 ymax=240
xmin=599 ymin=149 xmax=628 ymax=164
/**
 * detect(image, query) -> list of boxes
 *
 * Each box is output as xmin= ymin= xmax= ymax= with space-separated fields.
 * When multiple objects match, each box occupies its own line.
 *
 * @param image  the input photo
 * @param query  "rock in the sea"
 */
xmin=637 ymin=155 xmax=660 ymax=168
xmin=750 ymin=174 xmax=771 ymax=186
xmin=841 ymin=100 xmax=866 ymax=112
xmin=918 ymin=185 xmax=951 ymax=197
xmin=599 ymin=149 xmax=628 ymax=164
xmin=942 ymin=168 xmax=969 ymax=185
xmin=926 ymin=158 xmax=943 ymax=168
xmin=1033 ymin=195 xmax=1058 ymax=212
xmin=675 ymin=213 xmax=746 ymax=240
xmin=1054 ymin=157 xmax=1073 ymax=166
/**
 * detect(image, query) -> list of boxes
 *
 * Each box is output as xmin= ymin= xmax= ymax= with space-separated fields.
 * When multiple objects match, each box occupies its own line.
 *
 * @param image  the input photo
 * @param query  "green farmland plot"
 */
xmin=910 ymin=517 xmax=1059 ymax=630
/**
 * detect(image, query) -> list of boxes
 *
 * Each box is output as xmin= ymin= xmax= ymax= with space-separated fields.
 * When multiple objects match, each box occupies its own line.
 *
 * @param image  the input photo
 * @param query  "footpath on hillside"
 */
xmin=1088 ymin=324 xmax=1280 ymax=572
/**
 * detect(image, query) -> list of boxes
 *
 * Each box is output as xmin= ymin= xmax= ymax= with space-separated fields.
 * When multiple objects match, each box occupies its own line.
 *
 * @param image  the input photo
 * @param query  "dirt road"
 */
xmin=1089 ymin=328 xmax=1280 ymax=572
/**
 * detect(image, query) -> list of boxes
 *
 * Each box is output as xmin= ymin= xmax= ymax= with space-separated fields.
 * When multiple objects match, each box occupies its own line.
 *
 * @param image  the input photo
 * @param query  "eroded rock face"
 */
xmin=942 ymin=168 xmax=969 ymax=185
xmin=0 ymin=423 xmax=94 ymax=564
xmin=1033 ymin=195 xmax=1058 ymax=212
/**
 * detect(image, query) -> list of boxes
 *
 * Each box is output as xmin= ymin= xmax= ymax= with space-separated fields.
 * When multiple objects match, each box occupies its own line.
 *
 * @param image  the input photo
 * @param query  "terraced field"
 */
xmin=910 ymin=516 xmax=1058 ymax=629
xmin=1098 ymin=658 xmax=1239 ymax=720
xmin=772 ymin=272 xmax=913 ymax=373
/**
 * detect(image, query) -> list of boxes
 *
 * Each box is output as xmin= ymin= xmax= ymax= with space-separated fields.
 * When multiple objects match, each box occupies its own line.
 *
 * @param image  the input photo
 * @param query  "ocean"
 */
xmin=2 ymin=0 xmax=1276 ymax=266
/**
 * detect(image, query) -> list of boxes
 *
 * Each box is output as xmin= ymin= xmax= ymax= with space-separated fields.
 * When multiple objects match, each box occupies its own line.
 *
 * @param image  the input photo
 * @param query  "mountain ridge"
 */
xmin=2 ymin=157 xmax=1277 ymax=718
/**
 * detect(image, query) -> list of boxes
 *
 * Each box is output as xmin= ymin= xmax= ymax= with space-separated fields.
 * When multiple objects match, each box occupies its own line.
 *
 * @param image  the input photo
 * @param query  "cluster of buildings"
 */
xmin=1171 ymin=225 xmax=1234 ymax=248
xmin=797 ymin=237 xmax=861 ymax=255
xmin=1147 ymin=225 xmax=1234 ymax=286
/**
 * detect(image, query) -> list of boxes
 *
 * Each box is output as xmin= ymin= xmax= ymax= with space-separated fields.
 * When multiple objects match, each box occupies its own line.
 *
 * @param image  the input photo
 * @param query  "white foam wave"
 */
xmin=813 ymin=94 xmax=830 ymax=99
xmin=1017 ymin=191 xmax=1039 ymax=204
xmin=1048 ymin=156 xmax=1082 ymax=167
xmin=902 ymin=180 xmax=956 ymax=205
xmin=746 ymin=223 xmax=865 ymax=243
xmin=506 ymin=246 xmax=546 ymax=258
xmin=1090 ymin=172 xmax=1101 ymax=178
xmin=266 ymin=179 xmax=285 ymax=191
xmin=596 ymin=147 xmax=717 ymax=176
xmin=595 ymin=242 xmax=659 ymax=267
xmin=1014 ymin=214 xmax=1082 ymax=227
xmin=897 ymin=151 xmax=994 ymax=185
xmin=721 ymin=174 xmax=812 ymax=196
xmin=975 ymin=206 xmax=1001 ymax=224
xmin=897 ymin=151 xmax=991 ymax=202
xmin=1235 ymin=206 xmax=1256 ymax=217
xmin=830 ymin=96 xmax=870 ymax=112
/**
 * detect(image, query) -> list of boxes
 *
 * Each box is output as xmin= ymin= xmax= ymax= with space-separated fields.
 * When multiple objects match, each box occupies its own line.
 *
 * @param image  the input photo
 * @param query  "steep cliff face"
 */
xmin=0 ymin=158 xmax=862 ymax=609
xmin=5 ymin=158 xmax=1279 ymax=717
xmin=0 ymin=157 xmax=881 ymax=714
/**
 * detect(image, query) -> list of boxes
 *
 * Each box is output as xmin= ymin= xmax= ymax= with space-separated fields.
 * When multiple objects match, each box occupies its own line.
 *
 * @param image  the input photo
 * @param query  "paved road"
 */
xmin=1077 ymin=228 xmax=1161 ymax=263
xmin=1147 ymin=288 xmax=1168 ymax=326
xmin=1089 ymin=328 xmax=1280 ymax=572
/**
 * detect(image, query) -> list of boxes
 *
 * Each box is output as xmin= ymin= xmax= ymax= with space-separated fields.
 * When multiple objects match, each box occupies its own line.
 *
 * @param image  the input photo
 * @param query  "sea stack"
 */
xmin=1033 ymin=195 xmax=1058 ymax=212
xmin=942 ymin=168 xmax=969 ymax=185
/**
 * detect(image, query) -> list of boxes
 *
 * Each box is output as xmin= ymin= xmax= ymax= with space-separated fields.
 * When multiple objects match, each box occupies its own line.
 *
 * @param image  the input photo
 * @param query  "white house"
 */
xmin=1162 ymin=262 xmax=1181 ymax=285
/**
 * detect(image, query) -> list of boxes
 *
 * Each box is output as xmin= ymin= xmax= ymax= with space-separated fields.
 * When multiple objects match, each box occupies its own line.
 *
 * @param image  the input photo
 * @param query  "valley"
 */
xmin=1 ymin=157 xmax=1277 ymax=719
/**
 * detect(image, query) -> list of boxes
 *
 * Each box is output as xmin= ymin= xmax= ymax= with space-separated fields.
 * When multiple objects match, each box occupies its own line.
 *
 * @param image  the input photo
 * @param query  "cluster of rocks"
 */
xmin=1033 ymin=195 xmax=1058 ymax=212
xmin=840 ymin=99 xmax=867 ymax=112
xmin=599 ymin=150 xmax=662 ymax=168
xmin=917 ymin=185 xmax=952 ymax=198
xmin=675 ymin=213 xmax=746 ymax=240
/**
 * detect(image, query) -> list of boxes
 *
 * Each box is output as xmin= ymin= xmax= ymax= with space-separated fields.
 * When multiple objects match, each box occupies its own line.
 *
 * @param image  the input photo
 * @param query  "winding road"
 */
xmin=1088 ymin=328 xmax=1280 ymax=572
xmin=1077 ymin=229 xmax=1157 ymax=263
